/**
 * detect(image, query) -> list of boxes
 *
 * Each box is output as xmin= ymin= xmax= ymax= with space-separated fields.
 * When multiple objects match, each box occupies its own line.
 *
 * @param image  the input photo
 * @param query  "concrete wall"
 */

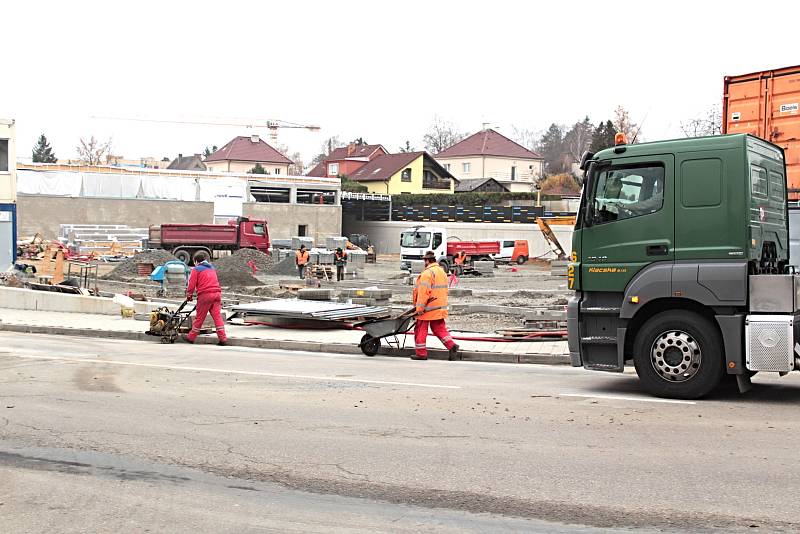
xmin=344 ymin=219 xmax=573 ymax=258
xmin=243 ymin=202 xmax=341 ymax=243
xmin=17 ymin=195 xmax=342 ymax=242
xmin=16 ymin=195 xmax=214 ymax=238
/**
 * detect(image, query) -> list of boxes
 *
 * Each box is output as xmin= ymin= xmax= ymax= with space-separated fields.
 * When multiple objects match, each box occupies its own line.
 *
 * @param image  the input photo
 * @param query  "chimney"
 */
xmin=347 ymin=143 xmax=355 ymax=156
xmin=178 ymin=153 xmax=183 ymax=159
xmin=250 ymin=134 xmax=260 ymax=143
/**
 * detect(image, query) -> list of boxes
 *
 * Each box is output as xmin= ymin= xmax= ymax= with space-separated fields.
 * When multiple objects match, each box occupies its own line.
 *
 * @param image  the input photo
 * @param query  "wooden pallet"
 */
xmin=306 ymin=264 xmax=334 ymax=281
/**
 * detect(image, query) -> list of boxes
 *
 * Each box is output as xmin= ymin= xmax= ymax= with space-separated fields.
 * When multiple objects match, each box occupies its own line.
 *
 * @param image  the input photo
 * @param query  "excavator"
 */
xmin=536 ymin=217 xmax=568 ymax=261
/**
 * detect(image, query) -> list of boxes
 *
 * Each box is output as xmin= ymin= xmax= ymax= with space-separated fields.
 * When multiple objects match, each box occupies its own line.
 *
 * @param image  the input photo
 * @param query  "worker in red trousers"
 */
xmin=412 ymin=251 xmax=459 ymax=361
xmin=184 ymin=260 xmax=227 ymax=346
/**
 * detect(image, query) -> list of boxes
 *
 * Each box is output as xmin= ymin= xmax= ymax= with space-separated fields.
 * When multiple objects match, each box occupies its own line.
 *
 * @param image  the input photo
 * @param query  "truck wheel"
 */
xmin=193 ymin=249 xmax=210 ymax=264
xmin=516 ymin=255 xmax=527 ymax=265
xmin=632 ymin=310 xmax=724 ymax=399
xmin=360 ymin=334 xmax=380 ymax=356
xmin=439 ymin=260 xmax=449 ymax=272
xmin=174 ymin=249 xmax=191 ymax=264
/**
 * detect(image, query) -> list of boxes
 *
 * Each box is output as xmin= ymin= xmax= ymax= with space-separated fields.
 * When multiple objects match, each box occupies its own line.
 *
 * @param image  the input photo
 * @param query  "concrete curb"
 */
xmin=0 ymin=323 xmax=571 ymax=366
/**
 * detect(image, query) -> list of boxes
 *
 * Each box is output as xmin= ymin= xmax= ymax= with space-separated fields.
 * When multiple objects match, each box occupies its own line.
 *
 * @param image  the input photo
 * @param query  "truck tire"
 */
xmin=192 ymin=249 xmax=210 ymax=264
xmin=439 ymin=260 xmax=449 ymax=272
xmin=632 ymin=310 xmax=724 ymax=399
xmin=516 ymin=255 xmax=527 ymax=265
xmin=174 ymin=249 xmax=191 ymax=264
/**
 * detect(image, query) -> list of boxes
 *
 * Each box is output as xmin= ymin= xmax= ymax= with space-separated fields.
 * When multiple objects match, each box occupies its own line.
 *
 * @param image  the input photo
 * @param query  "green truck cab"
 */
xmin=569 ymin=134 xmax=791 ymax=398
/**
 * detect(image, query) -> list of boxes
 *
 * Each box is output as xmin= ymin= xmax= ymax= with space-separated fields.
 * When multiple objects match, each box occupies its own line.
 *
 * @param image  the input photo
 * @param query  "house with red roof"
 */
xmin=204 ymin=134 xmax=294 ymax=175
xmin=307 ymin=143 xmax=388 ymax=178
xmin=434 ymin=128 xmax=544 ymax=192
xmin=348 ymin=151 xmax=456 ymax=195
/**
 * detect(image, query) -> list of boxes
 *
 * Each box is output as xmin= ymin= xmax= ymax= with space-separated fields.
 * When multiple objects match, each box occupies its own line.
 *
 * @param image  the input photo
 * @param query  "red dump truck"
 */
xmin=149 ymin=217 xmax=270 ymax=264
xmin=723 ymin=65 xmax=800 ymax=199
xmin=400 ymin=226 xmax=500 ymax=271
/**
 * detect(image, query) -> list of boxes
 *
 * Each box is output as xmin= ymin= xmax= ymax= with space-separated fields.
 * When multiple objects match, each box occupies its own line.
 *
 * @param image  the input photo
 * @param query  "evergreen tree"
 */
xmin=248 ymin=163 xmax=267 ymax=174
xmin=589 ymin=121 xmax=617 ymax=153
xmin=32 ymin=134 xmax=57 ymax=163
xmin=537 ymin=123 xmax=567 ymax=175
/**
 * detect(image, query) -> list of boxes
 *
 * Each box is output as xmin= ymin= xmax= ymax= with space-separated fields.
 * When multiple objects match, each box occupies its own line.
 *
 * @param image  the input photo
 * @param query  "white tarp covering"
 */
xmin=16 ymin=170 xmax=82 ymax=196
xmin=197 ymin=177 xmax=247 ymax=202
xmin=81 ymin=173 xmax=142 ymax=198
xmin=140 ymin=176 xmax=197 ymax=201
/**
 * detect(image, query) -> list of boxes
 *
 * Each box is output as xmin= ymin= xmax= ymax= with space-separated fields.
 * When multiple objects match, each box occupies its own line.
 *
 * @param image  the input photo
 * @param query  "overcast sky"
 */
xmin=3 ymin=0 xmax=798 ymax=167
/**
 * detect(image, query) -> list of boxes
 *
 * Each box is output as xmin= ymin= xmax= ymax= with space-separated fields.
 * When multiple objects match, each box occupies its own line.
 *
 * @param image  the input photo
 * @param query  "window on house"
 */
xmin=298 ymin=224 xmax=307 ymax=237
xmin=401 ymin=168 xmax=412 ymax=182
xmin=445 ymin=163 xmax=451 ymax=171
xmin=462 ymin=162 xmax=470 ymax=173
xmin=275 ymin=168 xmax=281 ymax=175
xmin=0 ymin=139 xmax=8 ymax=172
xmin=328 ymin=163 xmax=339 ymax=176
xmin=511 ymin=166 xmax=516 ymax=181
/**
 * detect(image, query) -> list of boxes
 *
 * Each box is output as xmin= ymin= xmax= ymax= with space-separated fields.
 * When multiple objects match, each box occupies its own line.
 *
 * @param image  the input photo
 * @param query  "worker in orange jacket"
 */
xmin=453 ymin=250 xmax=467 ymax=266
xmin=295 ymin=245 xmax=310 ymax=279
xmin=411 ymin=251 xmax=459 ymax=361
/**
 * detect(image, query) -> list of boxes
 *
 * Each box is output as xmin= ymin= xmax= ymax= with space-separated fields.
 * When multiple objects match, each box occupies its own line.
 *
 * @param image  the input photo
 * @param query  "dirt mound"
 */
xmin=103 ymin=250 xmax=176 ymax=281
xmin=215 ymin=248 xmax=272 ymax=273
xmin=266 ymin=255 xmax=299 ymax=276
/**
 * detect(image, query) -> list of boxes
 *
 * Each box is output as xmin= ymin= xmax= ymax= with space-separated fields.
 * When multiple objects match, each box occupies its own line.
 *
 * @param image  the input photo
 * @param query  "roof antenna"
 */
xmin=630 ymin=108 xmax=650 ymax=144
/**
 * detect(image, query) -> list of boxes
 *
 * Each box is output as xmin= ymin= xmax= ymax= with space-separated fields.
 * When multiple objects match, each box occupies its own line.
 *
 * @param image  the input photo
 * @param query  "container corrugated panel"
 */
xmin=724 ymin=65 xmax=800 ymax=198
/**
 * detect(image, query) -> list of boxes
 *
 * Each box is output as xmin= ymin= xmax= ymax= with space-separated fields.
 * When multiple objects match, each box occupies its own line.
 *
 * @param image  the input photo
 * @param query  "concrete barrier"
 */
xmin=0 ymin=286 xmax=170 ymax=316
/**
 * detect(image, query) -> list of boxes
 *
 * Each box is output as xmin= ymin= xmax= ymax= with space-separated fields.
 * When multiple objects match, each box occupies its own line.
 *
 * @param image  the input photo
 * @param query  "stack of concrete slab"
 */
xmin=473 ymin=260 xmax=495 ymax=277
xmin=291 ymin=237 xmax=315 ymax=250
xmin=297 ymin=288 xmax=334 ymax=301
xmin=347 ymin=250 xmax=367 ymax=269
xmin=338 ymin=287 xmax=392 ymax=307
xmin=550 ymin=260 xmax=569 ymax=277
xmin=325 ymin=236 xmax=348 ymax=250
xmin=317 ymin=250 xmax=335 ymax=264
xmin=59 ymin=224 xmax=148 ymax=256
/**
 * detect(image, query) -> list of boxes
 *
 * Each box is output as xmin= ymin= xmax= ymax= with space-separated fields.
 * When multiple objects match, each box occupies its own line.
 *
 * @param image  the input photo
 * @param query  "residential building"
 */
xmin=204 ymin=134 xmax=293 ymax=175
xmin=348 ymin=151 xmax=456 ymax=195
xmin=0 ymin=118 xmax=16 ymax=269
xmin=307 ymin=143 xmax=388 ymax=178
xmin=435 ymin=128 xmax=544 ymax=192
xmin=455 ymin=177 xmax=509 ymax=193
xmin=168 ymin=153 xmax=207 ymax=171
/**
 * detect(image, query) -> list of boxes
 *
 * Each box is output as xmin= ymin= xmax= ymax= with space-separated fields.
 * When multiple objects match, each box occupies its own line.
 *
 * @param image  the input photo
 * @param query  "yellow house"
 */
xmin=348 ymin=151 xmax=456 ymax=195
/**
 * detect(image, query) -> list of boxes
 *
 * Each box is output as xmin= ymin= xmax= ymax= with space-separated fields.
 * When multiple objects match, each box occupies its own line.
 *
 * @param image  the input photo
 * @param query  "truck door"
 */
xmin=580 ymin=155 xmax=675 ymax=292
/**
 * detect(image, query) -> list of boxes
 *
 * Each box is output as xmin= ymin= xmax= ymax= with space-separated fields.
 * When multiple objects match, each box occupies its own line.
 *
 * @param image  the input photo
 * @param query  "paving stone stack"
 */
xmin=325 ymin=236 xmax=348 ymax=250
xmin=338 ymin=287 xmax=392 ymax=307
xmin=291 ymin=237 xmax=315 ymax=250
xmin=410 ymin=260 xmax=425 ymax=274
xmin=297 ymin=288 xmax=334 ymax=301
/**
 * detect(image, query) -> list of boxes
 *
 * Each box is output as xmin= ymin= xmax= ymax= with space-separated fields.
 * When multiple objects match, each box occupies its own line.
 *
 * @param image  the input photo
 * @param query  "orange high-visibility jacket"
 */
xmin=295 ymin=250 xmax=309 ymax=265
xmin=413 ymin=262 xmax=449 ymax=321
xmin=454 ymin=252 xmax=466 ymax=265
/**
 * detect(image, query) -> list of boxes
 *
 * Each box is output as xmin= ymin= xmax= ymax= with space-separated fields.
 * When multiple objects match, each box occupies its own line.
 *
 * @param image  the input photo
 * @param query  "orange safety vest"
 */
xmin=412 ymin=262 xmax=449 ymax=321
xmin=295 ymin=250 xmax=309 ymax=265
xmin=454 ymin=252 xmax=466 ymax=265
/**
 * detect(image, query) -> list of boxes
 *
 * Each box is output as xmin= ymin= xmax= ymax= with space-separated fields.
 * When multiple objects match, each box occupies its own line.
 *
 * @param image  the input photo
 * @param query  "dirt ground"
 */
xmin=19 ymin=253 xmax=570 ymax=333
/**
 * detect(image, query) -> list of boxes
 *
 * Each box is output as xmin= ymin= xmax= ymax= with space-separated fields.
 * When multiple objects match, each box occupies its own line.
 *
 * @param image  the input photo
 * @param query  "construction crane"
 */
xmin=91 ymin=116 xmax=321 ymax=144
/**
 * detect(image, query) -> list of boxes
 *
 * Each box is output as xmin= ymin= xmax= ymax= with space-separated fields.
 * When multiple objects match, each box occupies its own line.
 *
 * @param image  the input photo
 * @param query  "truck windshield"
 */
xmin=589 ymin=164 xmax=664 ymax=224
xmin=401 ymin=231 xmax=431 ymax=248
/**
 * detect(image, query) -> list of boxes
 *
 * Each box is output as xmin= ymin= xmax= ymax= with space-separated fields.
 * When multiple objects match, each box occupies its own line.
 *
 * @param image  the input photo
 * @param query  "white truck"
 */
xmin=399 ymin=226 xmax=499 ymax=271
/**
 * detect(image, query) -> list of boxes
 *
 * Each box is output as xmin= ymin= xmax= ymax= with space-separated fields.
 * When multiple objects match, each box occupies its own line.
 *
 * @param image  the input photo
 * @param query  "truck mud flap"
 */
xmin=581 ymin=327 xmax=626 ymax=372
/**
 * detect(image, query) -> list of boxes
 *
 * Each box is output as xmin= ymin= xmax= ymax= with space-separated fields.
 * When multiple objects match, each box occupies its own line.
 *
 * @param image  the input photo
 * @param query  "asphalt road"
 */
xmin=2 ymin=332 xmax=800 ymax=533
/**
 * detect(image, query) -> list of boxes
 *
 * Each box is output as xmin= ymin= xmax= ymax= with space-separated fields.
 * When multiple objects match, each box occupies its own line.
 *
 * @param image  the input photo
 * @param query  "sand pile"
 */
xmin=266 ymin=255 xmax=299 ymax=276
xmin=103 ymin=250 xmax=176 ymax=281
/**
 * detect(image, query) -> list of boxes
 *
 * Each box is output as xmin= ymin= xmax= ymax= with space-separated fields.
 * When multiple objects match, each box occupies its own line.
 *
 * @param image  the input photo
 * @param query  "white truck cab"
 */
xmin=400 ymin=226 xmax=447 ymax=270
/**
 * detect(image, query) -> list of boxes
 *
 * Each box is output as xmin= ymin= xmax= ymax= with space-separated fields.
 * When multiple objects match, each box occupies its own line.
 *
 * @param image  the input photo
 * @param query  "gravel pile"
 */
xmin=102 ymin=250 xmax=176 ymax=281
xmin=215 ymin=248 xmax=272 ymax=273
xmin=266 ymin=255 xmax=299 ymax=276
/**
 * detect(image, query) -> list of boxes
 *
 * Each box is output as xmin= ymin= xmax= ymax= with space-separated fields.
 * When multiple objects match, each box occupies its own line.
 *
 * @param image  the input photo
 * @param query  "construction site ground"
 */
xmin=23 ymin=254 xmax=569 ymax=335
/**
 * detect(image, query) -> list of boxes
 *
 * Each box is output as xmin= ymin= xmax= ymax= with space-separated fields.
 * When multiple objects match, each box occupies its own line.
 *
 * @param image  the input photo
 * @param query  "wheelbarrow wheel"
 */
xmin=360 ymin=334 xmax=380 ymax=356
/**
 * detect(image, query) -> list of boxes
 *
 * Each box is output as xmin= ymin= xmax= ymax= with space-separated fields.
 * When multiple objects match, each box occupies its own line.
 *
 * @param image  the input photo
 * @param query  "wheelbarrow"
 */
xmin=145 ymin=299 xmax=197 ymax=344
xmin=355 ymin=308 xmax=416 ymax=356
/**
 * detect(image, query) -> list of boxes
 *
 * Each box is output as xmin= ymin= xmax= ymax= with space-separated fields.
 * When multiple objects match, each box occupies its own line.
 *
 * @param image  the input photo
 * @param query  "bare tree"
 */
xmin=276 ymin=143 xmax=305 ymax=175
xmin=311 ymin=135 xmax=342 ymax=166
xmin=680 ymin=105 xmax=722 ymax=138
xmin=512 ymin=125 xmax=539 ymax=152
xmin=76 ymin=136 xmax=112 ymax=165
xmin=564 ymin=116 xmax=593 ymax=165
xmin=423 ymin=116 xmax=465 ymax=154
xmin=613 ymin=105 xmax=640 ymax=143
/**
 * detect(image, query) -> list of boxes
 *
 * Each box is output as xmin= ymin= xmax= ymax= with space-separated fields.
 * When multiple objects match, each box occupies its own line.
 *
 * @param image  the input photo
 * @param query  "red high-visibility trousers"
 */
xmin=187 ymin=291 xmax=227 ymax=342
xmin=414 ymin=319 xmax=455 ymax=357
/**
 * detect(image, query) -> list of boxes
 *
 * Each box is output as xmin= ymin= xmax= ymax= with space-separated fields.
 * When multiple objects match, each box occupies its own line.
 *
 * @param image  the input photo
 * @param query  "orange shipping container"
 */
xmin=723 ymin=65 xmax=800 ymax=199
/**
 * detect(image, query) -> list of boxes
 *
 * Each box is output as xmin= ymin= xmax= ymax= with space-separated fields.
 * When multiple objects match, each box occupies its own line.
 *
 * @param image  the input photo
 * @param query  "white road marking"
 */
xmin=558 ymin=393 xmax=696 ymax=405
xmin=9 ymin=354 xmax=460 ymax=390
